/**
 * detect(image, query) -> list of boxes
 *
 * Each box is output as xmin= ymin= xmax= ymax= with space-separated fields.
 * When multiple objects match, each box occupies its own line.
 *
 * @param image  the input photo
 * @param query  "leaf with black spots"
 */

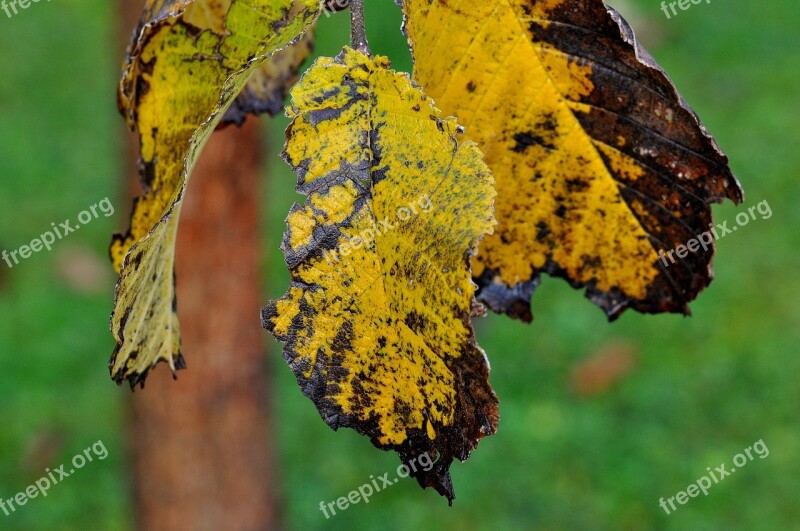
xmin=110 ymin=0 xmax=320 ymax=388
xmin=400 ymin=0 xmax=743 ymax=321
xmin=263 ymin=47 xmax=498 ymax=501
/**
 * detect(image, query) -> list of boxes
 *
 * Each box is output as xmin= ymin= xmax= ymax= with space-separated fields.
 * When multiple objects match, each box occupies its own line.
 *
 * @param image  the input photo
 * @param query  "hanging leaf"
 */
xmin=110 ymin=0 xmax=319 ymax=388
xmin=400 ymin=0 xmax=744 ymax=321
xmin=262 ymin=47 xmax=498 ymax=501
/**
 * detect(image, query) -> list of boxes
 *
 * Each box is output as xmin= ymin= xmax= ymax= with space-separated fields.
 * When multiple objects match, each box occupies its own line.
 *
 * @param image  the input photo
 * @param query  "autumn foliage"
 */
xmin=111 ymin=0 xmax=742 ymax=500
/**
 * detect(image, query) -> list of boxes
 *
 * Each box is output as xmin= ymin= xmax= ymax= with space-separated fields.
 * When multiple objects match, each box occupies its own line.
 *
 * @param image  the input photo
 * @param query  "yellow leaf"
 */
xmin=401 ymin=0 xmax=743 ymax=321
xmin=110 ymin=0 xmax=319 ymax=388
xmin=262 ymin=47 xmax=498 ymax=501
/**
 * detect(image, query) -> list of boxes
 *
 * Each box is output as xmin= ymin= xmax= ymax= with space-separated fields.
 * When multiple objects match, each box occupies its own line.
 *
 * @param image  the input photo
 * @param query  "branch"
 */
xmin=350 ymin=0 xmax=370 ymax=54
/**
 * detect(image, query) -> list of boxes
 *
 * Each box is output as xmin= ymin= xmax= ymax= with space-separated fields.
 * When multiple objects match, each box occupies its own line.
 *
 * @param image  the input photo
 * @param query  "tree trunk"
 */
xmin=119 ymin=2 xmax=281 ymax=529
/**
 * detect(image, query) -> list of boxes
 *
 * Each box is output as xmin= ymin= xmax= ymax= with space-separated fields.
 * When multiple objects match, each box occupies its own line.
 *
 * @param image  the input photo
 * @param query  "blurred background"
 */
xmin=0 ymin=0 xmax=798 ymax=529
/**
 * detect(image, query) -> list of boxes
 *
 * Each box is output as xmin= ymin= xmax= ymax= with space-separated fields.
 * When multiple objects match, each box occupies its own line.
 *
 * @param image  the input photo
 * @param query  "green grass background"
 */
xmin=0 ymin=0 xmax=798 ymax=529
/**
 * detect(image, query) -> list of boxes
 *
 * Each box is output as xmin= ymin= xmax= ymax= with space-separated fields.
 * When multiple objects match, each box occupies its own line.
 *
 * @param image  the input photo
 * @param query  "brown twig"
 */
xmin=349 ymin=0 xmax=370 ymax=54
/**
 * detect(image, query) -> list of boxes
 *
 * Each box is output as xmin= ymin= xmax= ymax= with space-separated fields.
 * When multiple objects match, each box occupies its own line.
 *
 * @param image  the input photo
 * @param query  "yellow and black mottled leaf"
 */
xmin=262 ymin=47 xmax=498 ymax=501
xmin=221 ymin=30 xmax=315 ymax=126
xmin=400 ymin=0 xmax=744 ymax=321
xmin=110 ymin=0 xmax=319 ymax=388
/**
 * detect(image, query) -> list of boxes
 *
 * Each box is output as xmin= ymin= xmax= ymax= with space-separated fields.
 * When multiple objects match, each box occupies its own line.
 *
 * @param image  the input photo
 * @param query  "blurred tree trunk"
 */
xmin=118 ymin=2 xmax=281 ymax=529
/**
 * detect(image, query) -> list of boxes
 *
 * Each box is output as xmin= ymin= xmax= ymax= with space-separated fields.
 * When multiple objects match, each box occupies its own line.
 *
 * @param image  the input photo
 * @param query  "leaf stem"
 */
xmin=350 ymin=0 xmax=370 ymax=54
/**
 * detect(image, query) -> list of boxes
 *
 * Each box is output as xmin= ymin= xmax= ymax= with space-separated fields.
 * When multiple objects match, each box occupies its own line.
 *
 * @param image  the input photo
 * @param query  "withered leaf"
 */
xmin=110 ymin=0 xmax=319 ymax=388
xmin=263 ymin=47 xmax=498 ymax=501
xmin=400 ymin=0 xmax=744 ymax=321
